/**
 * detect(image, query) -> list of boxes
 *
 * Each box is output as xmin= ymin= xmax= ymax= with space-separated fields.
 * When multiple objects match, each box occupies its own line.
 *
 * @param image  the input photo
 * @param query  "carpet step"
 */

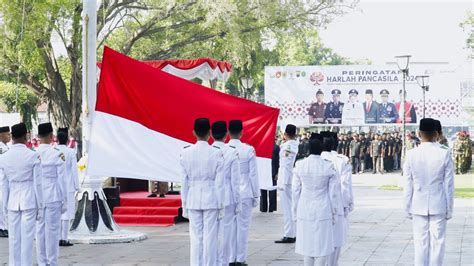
xmin=113 ymin=214 xmax=177 ymax=226
xmin=120 ymin=197 xmax=182 ymax=207
xmin=113 ymin=206 xmax=179 ymax=216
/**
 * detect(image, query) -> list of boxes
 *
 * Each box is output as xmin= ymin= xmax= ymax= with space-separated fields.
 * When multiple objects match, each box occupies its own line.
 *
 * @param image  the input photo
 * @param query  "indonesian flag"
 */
xmin=86 ymin=47 xmax=279 ymax=189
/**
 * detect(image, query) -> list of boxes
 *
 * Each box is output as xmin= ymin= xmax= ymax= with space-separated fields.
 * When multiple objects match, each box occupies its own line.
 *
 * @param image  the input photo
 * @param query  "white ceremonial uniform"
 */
xmin=227 ymin=139 xmax=260 ymax=263
xmin=180 ymin=140 xmax=225 ymax=266
xmin=36 ymin=144 xmax=67 ymax=266
xmin=213 ymin=141 xmax=241 ymax=266
xmin=321 ymin=151 xmax=354 ymax=266
xmin=403 ymin=142 xmax=454 ymax=266
xmin=0 ymin=143 xmax=44 ymax=266
xmin=292 ymin=155 xmax=339 ymax=266
xmin=341 ymin=101 xmax=364 ymax=125
xmin=0 ymin=141 xmax=10 ymax=231
xmin=277 ymin=139 xmax=299 ymax=239
xmin=56 ymin=144 xmax=79 ymax=241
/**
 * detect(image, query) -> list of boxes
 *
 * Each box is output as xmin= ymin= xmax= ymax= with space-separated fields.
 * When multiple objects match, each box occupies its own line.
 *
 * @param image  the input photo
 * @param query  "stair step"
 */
xmin=120 ymin=197 xmax=182 ymax=207
xmin=113 ymin=214 xmax=177 ymax=226
xmin=113 ymin=206 xmax=179 ymax=216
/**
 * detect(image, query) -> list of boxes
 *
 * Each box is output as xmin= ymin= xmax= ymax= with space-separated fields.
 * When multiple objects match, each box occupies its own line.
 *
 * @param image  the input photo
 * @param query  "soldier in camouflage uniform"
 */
xmin=453 ymin=132 xmax=467 ymax=174
xmin=461 ymin=132 xmax=471 ymax=173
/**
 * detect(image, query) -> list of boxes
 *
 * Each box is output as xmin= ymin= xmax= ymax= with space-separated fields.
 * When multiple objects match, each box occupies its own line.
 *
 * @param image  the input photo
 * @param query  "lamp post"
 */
xmin=415 ymin=75 xmax=430 ymax=119
xmin=240 ymin=77 xmax=254 ymax=99
xmin=395 ymin=55 xmax=411 ymax=167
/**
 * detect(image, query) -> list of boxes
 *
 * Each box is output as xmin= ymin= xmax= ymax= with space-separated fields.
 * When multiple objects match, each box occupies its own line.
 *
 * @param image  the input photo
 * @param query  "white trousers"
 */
xmin=304 ymin=256 xmax=328 ymax=266
xmin=236 ymin=198 xmax=253 ymax=262
xmin=413 ymin=214 xmax=447 ymax=266
xmin=61 ymin=220 xmax=69 ymax=240
xmin=36 ymin=201 xmax=62 ymax=266
xmin=188 ymin=209 xmax=218 ymax=266
xmin=327 ymin=247 xmax=341 ymax=266
xmin=218 ymin=204 xmax=237 ymax=265
xmin=280 ymin=184 xmax=295 ymax=238
xmin=0 ymin=189 xmax=6 ymax=230
xmin=8 ymin=209 xmax=37 ymax=266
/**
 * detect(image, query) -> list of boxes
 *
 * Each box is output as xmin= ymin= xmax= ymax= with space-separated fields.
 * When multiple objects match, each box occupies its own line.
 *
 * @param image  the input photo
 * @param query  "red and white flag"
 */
xmin=87 ymin=47 xmax=279 ymax=188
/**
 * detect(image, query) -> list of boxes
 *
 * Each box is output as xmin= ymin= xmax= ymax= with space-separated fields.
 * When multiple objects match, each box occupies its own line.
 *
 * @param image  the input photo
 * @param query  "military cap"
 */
xmin=380 ymin=89 xmax=390 ymax=95
xmin=194 ymin=118 xmax=210 ymax=133
xmin=331 ymin=89 xmax=341 ymax=95
xmin=365 ymin=89 xmax=373 ymax=95
xmin=0 ymin=126 xmax=10 ymax=133
xmin=433 ymin=120 xmax=442 ymax=132
xmin=349 ymin=89 xmax=358 ymax=95
xmin=211 ymin=121 xmax=227 ymax=139
xmin=285 ymin=124 xmax=297 ymax=136
xmin=38 ymin=122 xmax=53 ymax=136
xmin=419 ymin=118 xmax=436 ymax=132
xmin=229 ymin=120 xmax=243 ymax=134
xmin=11 ymin=123 xmax=27 ymax=138
xmin=316 ymin=89 xmax=324 ymax=95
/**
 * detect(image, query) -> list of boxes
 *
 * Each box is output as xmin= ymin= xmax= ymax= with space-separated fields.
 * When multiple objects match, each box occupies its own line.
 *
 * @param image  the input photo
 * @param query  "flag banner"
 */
xmin=265 ymin=65 xmax=464 ymax=127
xmin=87 ymin=47 xmax=279 ymax=189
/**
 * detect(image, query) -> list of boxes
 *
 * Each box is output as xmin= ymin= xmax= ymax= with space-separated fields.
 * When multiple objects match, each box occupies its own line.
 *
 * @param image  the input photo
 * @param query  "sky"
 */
xmin=319 ymin=0 xmax=472 ymax=66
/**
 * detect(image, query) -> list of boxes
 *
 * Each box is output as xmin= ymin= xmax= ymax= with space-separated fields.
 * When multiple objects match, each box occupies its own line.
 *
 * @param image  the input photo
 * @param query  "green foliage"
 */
xmin=460 ymin=12 xmax=474 ymax=58
xmin=0 ymin=81 xmax=39 ymax=130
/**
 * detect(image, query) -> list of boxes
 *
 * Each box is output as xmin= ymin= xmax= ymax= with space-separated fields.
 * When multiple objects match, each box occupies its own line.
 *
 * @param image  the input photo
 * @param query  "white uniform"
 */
xmin=228 ymin=139 xmax=260 ymax=263
xmin=36 ymin=144 xmax=67 ymax=266
xmin=403 ymin=142 xmax=454 ymax=266
xmin=0 ymin=141 xmax=10 ymax=231
xmin=341 ymin=101 xmax=364 ymax=125
xmin=277 ymin=139 xmax=299 ymax=238
xmin=213 ymin=141 xmax=240 ymax=266
xmin=56 ymin=144 xmax=79 ymax=241
xmin=292 ymin=155 xmax=339 ymax=266
xmin=0 ymin=143 xmax=43 ymax=266
xmin=180 ymin=140 xmax=225 ymax=266
xmin=321 ymin=151 xmax=354 ymax=266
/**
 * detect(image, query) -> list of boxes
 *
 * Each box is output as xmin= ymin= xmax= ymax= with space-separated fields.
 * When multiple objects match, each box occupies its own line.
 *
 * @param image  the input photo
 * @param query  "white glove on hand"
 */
xmin=218 ymin=209 xmax=225 ymax=220
xmin=182 ymin=208 xmax=189 ymax=219
xmin=252 ymin=197 xmax=258 ymax=208
xmin=406 ymin=213 xmax=413 ymax=220
xmin=61 ymin=201 xmax=67 ymax=214
xmin=446 ymin=212 xmax=452 ymax=220
xmin=332 ymin=214 xmax=337 ymax=225
xmin=235 ymin=203 xmax=242 ymax=214
xmin=343 ymin=207 xmax=349 ymax=218
xmin=37 ymin=208 xmax=44 ymax=221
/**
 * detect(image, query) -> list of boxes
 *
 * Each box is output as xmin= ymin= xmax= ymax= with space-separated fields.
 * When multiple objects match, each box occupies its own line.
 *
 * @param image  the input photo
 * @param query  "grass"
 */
xmin=379 ymin=185 xmax=403 ymax=191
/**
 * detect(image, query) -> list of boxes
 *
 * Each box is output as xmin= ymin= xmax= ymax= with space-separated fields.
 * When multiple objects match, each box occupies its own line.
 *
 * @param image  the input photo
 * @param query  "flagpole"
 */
xmin=69 ymin=0 xmax=145 ymax=244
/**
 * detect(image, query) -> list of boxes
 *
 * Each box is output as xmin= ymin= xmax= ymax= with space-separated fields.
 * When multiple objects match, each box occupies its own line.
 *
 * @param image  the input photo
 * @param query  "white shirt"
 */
xmin=277 ymin=139 xmax=299 ymax=186
xmin=328 ymin=151 xmax=354 ymax=212
xmin=403 ymin=142 xmax=454 ymax=216
xmin=212 ymin=141 xmax=240 ymax=207
xmin=180 ymin=141 xmax=225 ymax=210
xmin=0 ymin=143 xmax=43 ymax=211
xmin=227 ymin=139 xmax=260 ymax=199
xmin=342 ymin=101 xmax=365 ymax=125
xmin=36 ymin=144 xmax=67 ymax=204
xmin=56 ymin=145 xmax=80 ymax=193
xmin=0 ymin=142 xmax=9 ymax=155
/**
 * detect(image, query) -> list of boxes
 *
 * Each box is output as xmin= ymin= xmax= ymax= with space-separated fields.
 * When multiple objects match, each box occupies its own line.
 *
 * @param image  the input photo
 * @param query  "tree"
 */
xmin=0 ymin=81 xmax=39 ymax=130
xmin=0 ymin=0 xmax=356 ymax=149
xmin=460 ymin=12 xmax=473 ymax=58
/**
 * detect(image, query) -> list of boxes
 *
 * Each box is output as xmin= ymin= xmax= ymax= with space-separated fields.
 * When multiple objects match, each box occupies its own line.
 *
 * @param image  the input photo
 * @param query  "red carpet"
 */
xmin=113 ymin=191 xmax=183 ymax=227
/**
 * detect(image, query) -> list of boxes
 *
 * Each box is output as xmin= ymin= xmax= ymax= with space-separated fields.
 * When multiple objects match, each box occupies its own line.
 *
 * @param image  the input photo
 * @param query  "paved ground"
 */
xmin=0 ymin=173 xmax=473 ymax=265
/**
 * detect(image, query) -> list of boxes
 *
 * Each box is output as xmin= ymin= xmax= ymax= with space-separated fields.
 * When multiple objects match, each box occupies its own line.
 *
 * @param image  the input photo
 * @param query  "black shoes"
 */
xmin=274 ymin=237 xmax=296 ymax=243
xmin=0 ymin=229 xmax=8 ymax=238
xmin=230 ymin=263 xmax=248 ymax=266
xmin=59 ymin=240 xmax=74 ymax=247
xmin=147 ymin=193 xmax=157 ymax=198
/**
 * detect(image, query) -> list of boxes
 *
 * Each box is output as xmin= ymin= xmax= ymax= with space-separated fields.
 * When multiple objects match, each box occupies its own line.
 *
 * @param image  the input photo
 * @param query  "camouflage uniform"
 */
xmin=453 ymin=136 xmax=467 ymax=174
xmin=462 ymin=137 xmax=472 ymax=173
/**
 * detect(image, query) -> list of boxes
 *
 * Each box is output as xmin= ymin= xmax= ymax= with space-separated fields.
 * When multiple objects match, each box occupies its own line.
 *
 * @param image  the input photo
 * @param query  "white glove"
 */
xmin=37 ymin=208 xmax=44 ymax=221
xmin=446 ymin=212 xmax=452 ymax=220
xmin=218 ymin=208 xmax=225 ymax=220
xmin=61 ymin=201 xmax=67 ymax=214
xmin=235 ymin=203 xmax=242 ymax=214
xmin=332 ymin=214 xmax=337 ymax=225
xmin=182 ymin=208 xmax=189 ymax=219
xmin=252 ymin=197 xmax=258 ymax=208
xmin=406 ymin=213 xmax=413 ymax=220
xmin=343 ymin=207 xmax=349 ymax=218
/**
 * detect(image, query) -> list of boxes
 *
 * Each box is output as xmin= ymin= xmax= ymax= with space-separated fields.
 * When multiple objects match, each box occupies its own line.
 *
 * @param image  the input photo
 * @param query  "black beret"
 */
xmin=349 ymin=89 xmax=358 ymax=95
xmin=285 ymin=124 xmax=296 ymax=135
xmin=38 ymin=122 xmax=53 ymax=136
xmin=331 ymin=89 xmax=341 ymax=95
xmin=380 ymin=89 xmax=390 ymax=95
xmin=419 ymin=118 xmax=436 ymax=132
xmin=229 ymin=120 xmax=243 ymax=134
xmin=211 ymin=121 xmax=227 ymax=136
xmin=194 ymin=118 xmax=210 ymax=133
xmin=0 ymin=126 xmax=10 ymax=133
xmin=316 ymin=89 xmax=324 ymax=95
xmin=365 ymin=89 xmax=373 ymax=95
xmin=434 ymin=120 xmax=442 ymax=132
xmin=11 ymin=123 xmax=27 ymax=138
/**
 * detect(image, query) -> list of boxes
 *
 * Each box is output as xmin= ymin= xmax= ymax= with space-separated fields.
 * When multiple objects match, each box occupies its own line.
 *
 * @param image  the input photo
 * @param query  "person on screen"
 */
xmin=395 ymin=90 xmax=417 ymax=124
xmin=379 ymin=89 xmax=398 ymax=123
xmin=342 ymin=89 xmax=365 ymax=125
xmin=324 ymin=89 xmax=344 ymax=124
xmin=308 ymin=89 xmax=326 ymax=124
xmin=363 ymin=89 xmax=379 ymax=124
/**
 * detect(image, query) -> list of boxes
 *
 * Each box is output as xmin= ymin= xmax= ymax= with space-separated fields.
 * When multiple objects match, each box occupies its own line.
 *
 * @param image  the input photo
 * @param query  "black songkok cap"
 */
xmin=211 ymin=121 xmax=227 ymax=139
xmin=434 ymin=120 xmax=442 ymax=132
xmin=419 ymin=118 xmax=436 ymax=132
xmin=57 ymin=127 xmax=68 ymax=135
xmin=285 ymin=124 xmax=297 ymax=136
xmin=11 ymin=123 xmax=27 ymax=138
xmin=229 ymin=120 xmax=243 ymax=134
xmin=365 ymin=89 xmax=373 ymax=95
xmin=38 ymin=122 xmax=53 ymax=136
xmin=0 ymin=126 xmax=10 ymax=133
xmin=194 ymin=118 xmax=210 ymax=133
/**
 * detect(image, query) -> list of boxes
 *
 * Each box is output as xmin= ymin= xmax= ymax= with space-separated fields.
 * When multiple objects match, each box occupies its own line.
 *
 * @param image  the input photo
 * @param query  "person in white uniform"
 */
xmin=0 ymin=125 xmax=11 ymax=238
xmin=56 ymin=128 xmax=79 ymax=247
xmin=292 ymin=135 xmax=339 ymax=266
xmin=342 ymin=89 xmax=365 ymax=125
xmin=320 ymin=131 xmax=354 ymax=266
xmin=227 ymin=120 xmax=260 ymax=266
xmin=36 ymin=122 xmax=67 ymax=266
xmin=275 ymin=124 xmax=299 ymax=244
xmin=211 ymin=121 xmax=241 ymax=266
xmin=1 ymin=122 xmax=44 ymax=265
xmin=404 ymin=118 xmax=454 ymax=266
xmin=180 ymin=118 xmax=225 ymax=266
